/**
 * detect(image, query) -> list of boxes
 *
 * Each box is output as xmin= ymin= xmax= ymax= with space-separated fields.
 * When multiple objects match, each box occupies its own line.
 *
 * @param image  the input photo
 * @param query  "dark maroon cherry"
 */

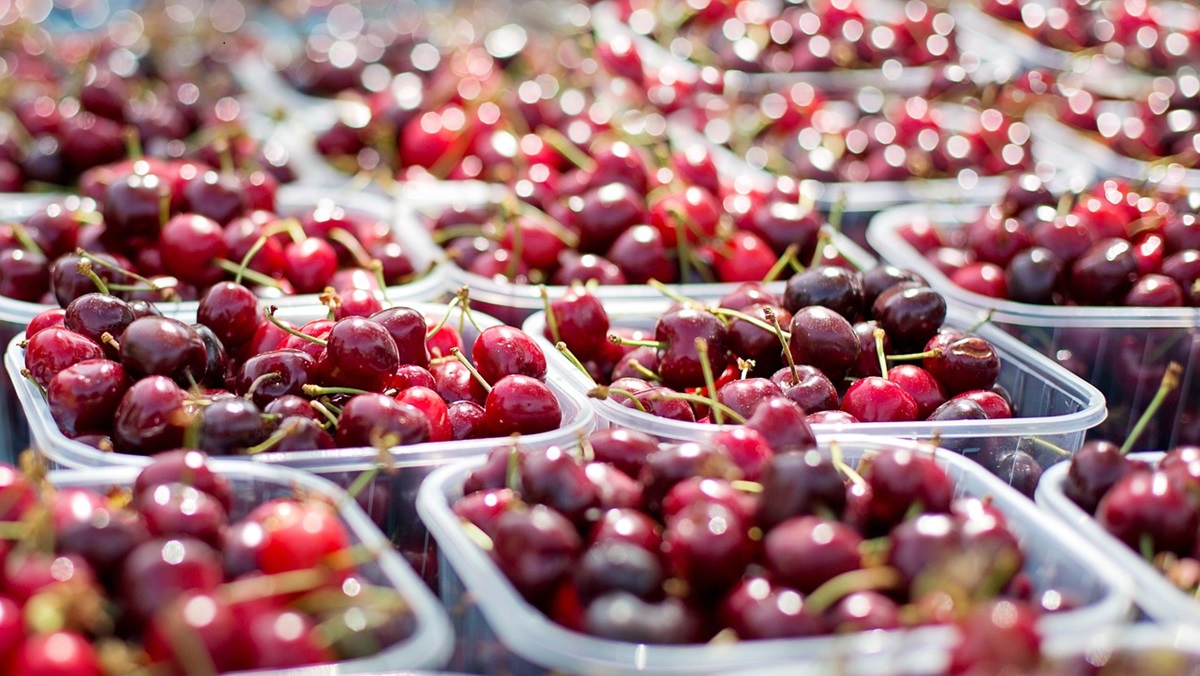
xmin=765 ymin=516 xmax=862 ymax=593
xmin=784 ymin=266 xmax=864 ymax=319
xmin=722 ymin=577 xmax=822 ymax=639
xmin=334 ymin=393 xmax=430 ymax=448
xmin=196 ymin=397 xmax=267 ymax=455
xmin=238 ymin=349 xmax=317 ymax=408
xmin=197 ymin=282 xmax=260 ymax=349
xmin=871 ymin=284 xmax=947 ymax=351
xmin=492 ymin=505 xmax=582 ymax=602
xmin=112 ymin=376 xmax=192 ymax=455
xmin=787 ymin=306 xmax=859 ymax=379
xmin=119 ymin=316 xmax=207 ymax=385
xmin=47 ymin=359 xmax=129 ymax=437
xmin=484 ymin=374 xmax=562 ymax=436
xmin=757 ymin=449 xmax=848 ymax=527
xmin=369 ymin=306 xmax=431 ymax=368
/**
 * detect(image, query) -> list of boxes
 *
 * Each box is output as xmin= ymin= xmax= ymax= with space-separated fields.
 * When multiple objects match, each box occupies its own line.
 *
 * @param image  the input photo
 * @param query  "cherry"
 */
xmin=133 ymin=449 xmax=233 ymax=512
xmin=1097 ymin=469 xmax=1199 ymax=556
xmin=575 ymin=541 xmax=664 ymax=603
xmin=711 ymin=427 xmax=775 ymax=481
xmin=432 ymin=360 xmax=488 ymax=406
xmin=160 ymin=213 xmax=228 ymax=287
xmin=588 ymin=428 xmax=660 ymax=479
xmin=243 ymin=608 xmax=335 ymax=669
xmin=0 ymin=248 xmax=49 ymax=301
xmin=248 ymin=498 xmax=350 ymax=579
xmin=238 ymin=349 xmax=317 ymax=408
xmin=1070 ymin=238 xmax=1139 ymax=305
xmin=196 ymin=397 xmax=267 ymax=455
xmin=63 ymin=292 xmax=135 ymax=356
xmin=112 ymin=376 xmax=192 ymax=454
xmin=103 ymin=170 xmax=169 ymax=240
xmin=9 ymin=631 xmax=102 ymax=676
xmin=182 ymin=170 xmax=247 ymax=225
xmin=573 ymin=183 xmax=647 ymax=254
xmin=395 ymin=386 xmax=451 ymax=442
xmin=24 ymin=326 xmax=104 ymax=388
xmin=139 ymin=483 xmax=228 ymax=548
xmin=924 ymin=335 xmax=1001 ymax=395
xmin=858 ymin=447 xmax=953 ymax=533
xmin=717 ymin=378 xmax=783 ymax=420
xmin=928 ymin=398 xmax=988 ymax=422
xmin=546 ymin=287 xmax=609 ymax=360
xmin=518 ymin=446 xmax=599 ymax=523
xmin=606 ymin=224 xmax=676 ymax=284
xmin=948 ymin=601 xmax=1041 ymax=675
xmin=887 ymin=364 xmax=947 ymax=418
xmin=1125 ymin=273 xmax=1186 ymax=306
xmin=119 ymin=316 xmax=207 ymax=385
xmin=492 ymin=504 xmax=581 ymax=602
xmin=664 ymin=500 xmax=753 ymax=596
xmin=871 ymin=284 xmax=947 ymax=351
xmin=319 ymin=316 xmax=401 ymax=392
xmin=283 ymin=238 xmax=339 ymax=293
xmin=193 ymin=324 xmax=229 ymax=388
xmin=585 ymin=592 xmax=705 ymax=644
xmin=46 ymin=359 xmax=129 ymax=437
xmin=1005 ymin=247 xmax=1061 ymax=304
xmin=766 ymin=516 xmax=862 ymax=593
xmin=145 ymin=592 xmax=250 ymax=673
xmin=473 ymin=326 xmax=547 ymax=384
xmin=448 ymin=401 xmax=488 ymax=440
xmin=784 ymin=266 xmax=864 ymax=319
xmin=369 ymin=307 xmax=430 ymax=368
xmin=120 ymin=537 xmax=223 ymax=622
xmin=198 ymin=282 xmax=260 ymax=349
xmin=787 ymin=306 xmax=859 ymax=379
xmin=745 ymin=397 xmax=818 ymax=453
xmin=334 ymin=393 xmax=430 ymax=447
xmin=27 ymin=307 xmax=66 ymax=336
xmin=721 ymin=577 xmax=822 ymax=640
xmin=484 ymin=374 xmax=562 ymax=435
xmin=772 ymin=365 xmax=839 ymax=414
xmin=842 ymin=377 xmax=919 ymax=423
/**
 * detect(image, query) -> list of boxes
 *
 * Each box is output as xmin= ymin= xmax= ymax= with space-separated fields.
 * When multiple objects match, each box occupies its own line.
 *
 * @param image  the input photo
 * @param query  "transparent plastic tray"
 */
xmin=412 ymin=186 xmax=877 ymax=326
xmin=1028 ymin=111 xmax=1200 ymax=190
xmin=868 ymin=202 xmax=1200 ymax=450
xmin=1037 ymin=452 xmax=1200 ymax=626
xmin=50 ymin=459 xmax=453 ymax=672
xmin=525 ymin=300 xmax=1107 ymax=467
xmin=591 ymin=1 xmax=940 ymax=98
xmin=8 ymin=301 xmax=595 ymax=584
xmin=0 ymin=186 xmax=449 ymax=463
xmin=1041 ymin=624 xmax=1200 ymax=668
xmin=417 ymin=436 xmax=1133 ymax=675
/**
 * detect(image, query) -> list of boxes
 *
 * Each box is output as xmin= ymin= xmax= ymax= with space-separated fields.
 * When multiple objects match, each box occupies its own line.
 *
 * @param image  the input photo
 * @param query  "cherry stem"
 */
xmin=765 ymin=307 xmax=798 ymax=381
xmin=77 ymin=249 xmax=180 ymax=299
xmin=370 ymin=260 xmax=393 ymax=308
xmin=669 ymin=208 xmax=693 ymax=284
xmin=541 ymin=287 xmax=562 ymax=345
xmin=319 ymin=287 xmax=342 ymax=320
xmin=512 ymin=199 xmax=580 ymax=248
xmin=214 ymin=258 xmax=282 ymax=290
xmin=873 ymin=328 xmax=889 ymax=379
xmin=647 ymin=278 xmax=705 ymax=309
xmin=0 ymin=521 xmax=27 ymax=539
xmin=647 ymin=390 xmax=747 ymax=424
xmin=303 ymin=385 xmax=369 ymax=398
xmin=263 ymin=306 xmax=328 ymax=347
xmin=327 ymin=227 xmax=374 ymax=269
xmin=711 ymin=306 xmax=790 ymax=340
xmin=827 ymin=193 xmax=847 ymax=234
xmin=538 ymin=125 xmax=597 ymax=173
xmin=555 ymin=342 xmax=597 ymax=387
xmin=1026 ymin=436 xmax=1071 ymax=458
xmin=124 ymin=126 xmax=143 ymax=160
xmin=1120 ymin=361 xmax=1183 ymax=455
xmin=99 ymin=332 xmax=120 ymax=352
xmin=505 ymin=444 xmax=522 ymax=492
xmin=340 ymin=466 xmax=381 ymax=507
xmin=886 ymin=348 xmax=942 ymax=362
xmin=461 ymin=520 xmax=495 ymax=552
xmin=808 ymin=228 xmax=831 ymax=269
xmin=216 ymin=135 xmax=236 ymax=176
xmin=244 ymin=421 xmax=295 ymax=455
xmin=608 ymin=335 xmax=667 ymax=350
xmin=310 ymin=400 xmax=340 ymax=428
xmin=243 ymin=372 xmax=281 ymax=400
xmin=730 ymin=480 xmax=763 ymax=494
xmin=425 ymin=291 xmax=464 ymax=341
xmin=20 ymin=369 xmax=46 ymax=398
xmin=804 ymin=566 xmax=904 ymax=616
xmin=76 ymin=259 xmax=110 ymax=295
xmin=965 ymin=309 xmax=996 ymax=335
xmin=587 ymin=386 xmax=649 ymax=413
xmin=450 ymin=347 xmax=492 ymax=393
xmin=761 ymin=243 xmax=800 ymax=283
xmin=695 ymin=338 xmax=723 ymax=425
xmin=11 ymin=224 xmax=44 ymax=258
xmin=159 ymin=191 xmax=171 ymax=229
xmin=628 ymin=359 xmax=662 ymax=382
xmin=830 ymin=441 xmax=866 ymax=487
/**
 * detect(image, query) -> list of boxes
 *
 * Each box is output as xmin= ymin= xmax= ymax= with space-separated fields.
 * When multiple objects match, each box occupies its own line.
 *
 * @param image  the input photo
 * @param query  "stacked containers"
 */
xmin=9 ymin=302 xmax=595 ymax=583
xmin=867 ymin=203 xmax=1200 ymax=451
xmin=417 ymin=437 xmax=1133 ymax=675
xmin=524 ymin=301 xmax=1107 ymax=470
xmin=0 ymin=186 xmax=447 ymax=463
xmin=52 ymin=459 xmax=454 ymax=671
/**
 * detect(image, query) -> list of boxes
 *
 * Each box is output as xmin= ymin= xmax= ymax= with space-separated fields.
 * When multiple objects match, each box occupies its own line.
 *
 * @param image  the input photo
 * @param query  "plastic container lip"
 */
xmin=1040 ymin=623 xmax=1200 ymax=661
xmin=0 ymin=185 xmax=447 ymax=326
xmin=524 ymin=301 xmax=1108 ymax=441
xmin=590 ymin=1 xmax=938 ymax=97
xmin=866 ymin=201 xmax=1200 ymax=328
xmin=410 ymin=189 xmax=878 ymax=313
xmin=1026 ymin=111 xmax=1200 ymax=190
xmin=418 ymin=435 xmax=1133 ymax=675
xmin=50 ymin=459 xmax=453 ymax=671
xmin=1037 ymin=452 xmax=1200 ymax=626
xmin=9 ymin=302 xmax=596 ymax=471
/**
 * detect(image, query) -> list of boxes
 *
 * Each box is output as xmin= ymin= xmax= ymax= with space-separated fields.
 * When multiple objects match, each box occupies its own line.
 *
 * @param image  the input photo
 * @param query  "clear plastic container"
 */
xmin=9 ymin=301 xmax=595 ymax=585
xmin=417 ymin=435 xmax=1133 ymax=675
xmin=0 ymin=185 xmax=449 ymax=464
xmin=524 ymin=301 xmax=1107 ymax=468
xmin=867 ymin=203 xmax=1200 ymax=451
xmin=1028 ymin=111 xmax=1200 ymax=190
xmin=412 ymin=189 xmax=877 ymax=326
xmin=1037 ymin=452 xmax=1200 ymax=626
xmin=591 ymin=1 xmax=940 ymax=98
xmin=1040 ymin=624 xmax=1200 ymax=669
xmin=50 ymin=458 xmax=453 ymax=672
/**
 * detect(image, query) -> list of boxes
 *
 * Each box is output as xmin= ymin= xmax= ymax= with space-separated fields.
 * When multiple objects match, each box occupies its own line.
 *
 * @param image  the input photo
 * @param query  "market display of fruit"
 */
xmin=0 ymin=451 xmax=449 ymax=672
xmin=2 ymin=0 xmax=1200 ymax=672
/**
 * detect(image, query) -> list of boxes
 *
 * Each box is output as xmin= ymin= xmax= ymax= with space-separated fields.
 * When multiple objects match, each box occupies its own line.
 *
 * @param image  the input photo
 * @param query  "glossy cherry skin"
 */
xmin=757 ymin=449 xmax=848 ymax=527
xmin=787 ymin=306 xmax=859 ymax=380
xmin=334 ymin=393 xmax=431 ymax=447
xmin=138 ymin=482 xmax=229 ymax=548
xmin=160 ymin=213 xmax=229 ymax=287
xmin=198 ymin=282 xmax=260 ymax=349
xmin=119 ymin=316 xmax=208 ymax=385
xmin=574 ymin=541 xmax=664 ymax=603
xmin=369 ymin=306 xmax=430 ymax=368
xmin=238 ymin=349 xmax=317 ymax=408
xmin=144 ymin=592 xmax=250 ymax=673
xmin=9 ymin=631 xmax=102 ymax=676
xmin=24 ymin=326 xmax=104 ymax=388
xmin=1069 ymin=238 xmax=1139 ymax=305
xmin=133 ymin=449 xmax=234 ymax=512
xmin=546 ymin=287 xmax=610 ymax=361
xmin=493 ymin=504 xmax=582 ymax=602
xmin=924 ymin=335 xmax=1001 ymax=395
xmin=243 ymin=608 xmax=335 ymax=670
xmin=321 ymin=316 xmax=401 ymax=392
xmin=585 ymin=592 xmax=706 ymax=644
xmin=766 ymin=516 xmax=863 ymax=593
xmin=745 ymin=397 xmax=818 ymax=453
xmin=858 ymin=447 xmax=953 ymax=534
xmin=120 ymin=537 xmax=224 ymax=622
xmin=196 ymin=397 xmax=267 ymax=455
xmin=784 ymin=266 xmax=864 ymax=319
xmin=871 ymin=284 xmax=947 ymax=351
xmin=63 ymin=293 xmax=135 ymax=356
xmin=112 ymin=376 xmax=193 ymax=454
xmin=484 ymin=375 xmax=562 ymax=436
xmin=588 ymin=428 xmax=660 ymax=479
xmin=721 ymin=577 xmax=823 ymax=640
xmin=47 ymin=359 xmax=129 ymax=437
xmin=664 ymin=500 xmax=754 ymax=597
xmin=654 ymin=308 xmax=730 ymax=390
xmin=248 ymin=498 xmax=351 ymax=578
xmin=473 ymin=326 xmax=548 ymax=384
xmin=1097 ymin=469 xmax=1199 ymax=556
xmin=842 ymin=377 xmax=920 ymax=423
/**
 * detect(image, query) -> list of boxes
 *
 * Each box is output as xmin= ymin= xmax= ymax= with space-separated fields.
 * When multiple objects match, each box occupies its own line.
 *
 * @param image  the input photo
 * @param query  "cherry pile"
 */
xmin=1054 ymin=75 xmax=1200 ymax=168
xmin=981 ymin=0 xmax=1200 ymax=74
xmin=896 ymin=174 xmax=1200 ymax=307
xmin=0 ymin=156 xmax=425 ymax=304
xmin=684 ymin=90 xmax=1035 ymax=183
xmin=613 ymin=0 xmax=956 ymax=73
xmin=0 ymin=450 xmax=416 ymax=672
xmin=23 ymin=277 xmax=563 ymax=456
xmin=454 ymin=431 xmax=1058 ymax=645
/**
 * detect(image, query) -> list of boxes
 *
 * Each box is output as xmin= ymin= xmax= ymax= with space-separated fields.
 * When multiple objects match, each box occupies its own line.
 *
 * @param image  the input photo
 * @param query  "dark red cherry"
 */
xmin=134 ymin=449 xmax=233 ymax=512
xmin=473 ymin=326 xmax=547 ymax=384
xmin=484 ymin=374 xmax=562 ymax=435
xmin=112 ymin=376 xmax=193 ymax=454
xmin=47 ymin=359 xmax=129 ymax=437
xmin=721 ymin=577 xmax=822 ymax=640
xmin=321 ymin=316 xmax=400 ymax=392
xmin=787 ymin=306 xmax=859 ymax=379
xmin=745 ymin=397 xmax=818 ymax=453
xmin=492 ymin=505 xmax=582 ymax=602
xmin=842 ymin=377 xmax=920 ymax=423
xmin=198 ymin=282 xmax=260 ymax=349
xmin=24 ymin=327 xmax=104 ymax=388
xmin=784 ymin=266 xmax=864 ymax=319
xmin=871 ymin=284 xmax=947 ymax=351
xmin=757 ymin=449 xmax=847 ymax=527
xmin=138 ymin=483 xmax=228 ymax=548
xmin=588 ymin=427 xmax=660 ymax=479
xmin=334 ymin=393 xmax=430 ymax=447
xmin=1070 ymin=238 xmax=1139 ymax=305
xmin=664 ymin=500 xmax=754 ymax=596
xmin=765 ymin=515 xmax=862 ymax=593
xmin=368 ymin=306 xmax=430 ymax=368
xmin=119 ymin=316 xmax=207 ymax=385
